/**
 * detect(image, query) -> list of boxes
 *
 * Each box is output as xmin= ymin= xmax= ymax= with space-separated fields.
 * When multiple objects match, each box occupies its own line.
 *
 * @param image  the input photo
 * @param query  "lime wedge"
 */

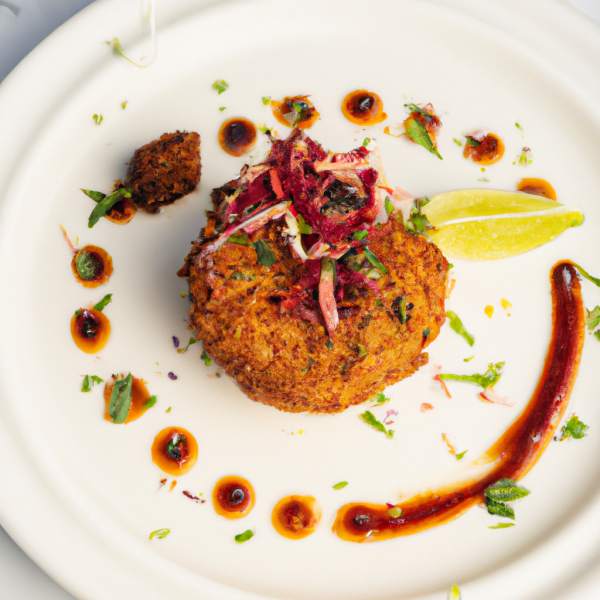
xmin=422 ymin=189 xmax=584 ymax=261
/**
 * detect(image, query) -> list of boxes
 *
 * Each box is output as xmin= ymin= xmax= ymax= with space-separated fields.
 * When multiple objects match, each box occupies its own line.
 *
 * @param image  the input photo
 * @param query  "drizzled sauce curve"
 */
xmin=333 ymin=261 xmax=584 ymax=542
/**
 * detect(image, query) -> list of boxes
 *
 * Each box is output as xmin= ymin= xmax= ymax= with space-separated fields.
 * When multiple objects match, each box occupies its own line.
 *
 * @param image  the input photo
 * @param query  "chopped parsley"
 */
xmin=354 ymin=229 xmax=369 ymax=241
xmin=142 ymin=395 xmax=157 ymax=409
xmin=463 ymin=355 xmax=475 ymax=362
xmin=362 ymin=137 xmax=371 ymax=147
xmin=93 ymin=294 xmax=113 ymax=312
xmin=359 ymin=410 xmax=394 ymax=439
xmin=108 ymin=374 xmax=133 ymax=424
xmin=149 ymin=528 xmax=170 ymax=540
xmin=121 ymin=101 xmax=127 ymax=109
xmin=404 ymin=116 xmax=442 ymax=160
xmin=219 ymin=107 xmax=226 ymax=111
xmin=466 ymin=136 xmax=481 ymax=147
xmin=333 ymin=481 xmax=348 ymax=490
xmin=234 ymin=529 xmax=254 ymax=543
xmin=262 ymin=96 xmax=271 ymax=105
xmin=445 ymin=311 xmax=475 ymax=346
xmin=201 ymin=350 xmax=212 ymax=366
xmin=358 ymin=343 xmax=367 ymax=357
xmin=489 ymin=522 xmax=515 ymax=529
xmin=81 ymin=374 xmax=104 ymax=392
xmin=453 ymin=138 xmax=462 ymax=146
xmin=407 ymin=197 xmax=432 ymax=233
xmin=86 ymin=187 xmax=132 ymax=228
xmin=92 ymin=113 xmax=103 ymax=125
xmin=257 ymin=123 xmax=273 ymax=135
xmin=212 ymin=79 xmax=229 ymax=94
xmin=364 ymin=247 xmax=387 ymax=274
xmin=385 ymin=196 xmax=395 ymax=216
xmin=252 ymin=239 xmax=277 ymax=267
xmin=373 ymin=392 xmax=389 ymax=405
xmin=456 ymin=450 xmax=468 ymax=460
xmin=560 ymin=415 xmax=589 ymax=440
xmin=439 ymin=362 xmax=504 ymax=390
xmin=177 ymin=337 xmax=198 ymax=354
xmin=515 ymin=122 xmax=523 ymax=130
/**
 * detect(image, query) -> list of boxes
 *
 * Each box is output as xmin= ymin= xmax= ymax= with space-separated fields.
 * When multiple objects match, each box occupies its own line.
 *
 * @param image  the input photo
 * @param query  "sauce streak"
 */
xmin=518 ymin=178 xmax=557 ymax=201
xmin=70 ymin=308 xmax=111 ymax=354
xmin=463 ymin=133 xmax=505 ymax=165
xmin=271 ymin=95 xmax=320 ymax=130
xmin=103 ymin=376 xmax=152 ymax=424
xmin=218 ymin=118 xmax=257 ymax=157
xmin=71 ymin=245 xmax=113 ymax=288
xmin=341 ymin=90 xmax=387 ymax=126
xmin=333 ymin=261 xmax=584 ymax=542
xmin=151 ymin=426 xmax=198 ymax=476
xmin=212 ymin=475 xmax=255 ymax=519
xmin=272 ymin=495 xmax=321 ymax=539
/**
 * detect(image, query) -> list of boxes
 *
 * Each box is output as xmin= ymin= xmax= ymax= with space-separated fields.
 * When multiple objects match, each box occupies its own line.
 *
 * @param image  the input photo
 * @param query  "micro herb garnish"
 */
xmin=448 ymin=263 xmax=454 ymax=269
xmin=262 ymin=96 xmax=271 ymax=105
xmin=121 ymin=101 xmax=127 ymax=109
xmin=453 ymin=138 xmax=462 ymax=146
xmin=257 ymin=123 xmax=273 ymax=135
xmin=518 ymin=147 xmax=533 ymax=165
xmin=234 ymin=529 xmax=254 ymax=543
xmin=75 ymin=250 xmax=101 ymax=280
xmin=439 ymin=362 xmax=504 ymax=390
xmin=445 ymin=311 xmax=475 ymax=346
xmin=407 ymin=197 xmax=432 ymax=233
xmin=201 ymin=350 xmax=212 ymax=366
xmin=93 ymin=294 xmax=113 ymax=312
xmin=405 ymin=116 xmax=442 ymax=160
xmin=364 ymin=247 xmax=387 ymax=274
xmin=515 ymin=123 xmax=523 ymax=130
xmin=229 ymin=272 xmax=257 ymax=281
xmin=143 ymin=395 xmax=157 ymax=409
xmin=447 ymin=584 xmax=461 ymax=600
xmin=404 ymin=103 xmax=431 ymax=118
xmin=354 ymin=230 xmax=369 ymax=241
xmin=81 ymin=375 xmax=104 ymax=392
xmin=81 ymin=189 xmax=106 ymax=203
xmin=388 ymin=507 xmax=403 ymax=518
xmin=149 ymin=528 xmax=170 ymax=540
xmin=560 ymin=415 xmax=589 ymax=440
xmin=292 ymin=99 xmax=311 ymax=126
xmin=483 ymin=478 xmax=530 ymax=521
xmin=252 ymin=239 xmax=277 ymax=267
xmin=326 ymin=338 xmax=334 ymax=350
xmin=358 ymin=343 xmax=367 ymax=357
xmin=166 ymin=407 xmax=172 ymax=413
xmin=585 ymin=306 xmax=600 ymax=331
xmin=373 ymin=392 xmax=389 ymax=405
xmin=212 ymin=79 xmax=229 ymax=94
xmin=227 ymin=231 xmax=252 ymax=246
xmin=464 ymin=355 xmax=475 ymax=362
xmin=219 ymin=107 xmax=226 ymax=111
xmin=572 ymin=263 xmax=600 ymax=288
xmin=91 ymin=375 xmax=103 ymax=385
xmin=109 ymin=373 xmax=133 ymax=424
xmin=489 ymin=522 xmax=515 ymax=529
xmin=333 ymin=481 xmax=348 ymax=489
xmin=177 ymin=337 xmax=198 ymax=354
xmin=86 ymin=187 xmax=132 ymax=228
xmin=359 ymin=410 xmax=394 ymax=439
xmin=297 ymin=213 xmax=312 ymax=234
xmin=385 ymin=196 xmax=395 ymax=216
xmin=456 ymin=450 xmax=468 ymax=460
xmin=362 ymin=137 xmax=371 ymax=147
xmin=93 ymin=113 xmax=103 ymax=125
xmin=466 ymin=136 xmax=481 ymax=147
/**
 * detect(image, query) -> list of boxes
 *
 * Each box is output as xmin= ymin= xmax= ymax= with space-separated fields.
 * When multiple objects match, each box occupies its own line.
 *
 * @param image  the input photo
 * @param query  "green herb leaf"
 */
xmin=447 ymin=583 xmax=461 ymax=600
xmin=75 ymin=250 xmax=101 ymax=280
xmin=448 ymin=263 xmax=454 ymax=269
xmin=445 ymin=311 xmax=475 ymax=346
xmin=456 ymin=450 xmax=468 ymax=460
xmin=466 ymin=136 xmax=481 ymax=147
xmin=93 ymin=113 xmax=103 ymax=125
xmin=292 ymin=100 xmax=311 ymax=126
xmin=257 ymin=123 xmax=273 ymax=135
xmin=91 ymin=375 xmax=104 ymax=385
xmin=326 ymin=338 xmax=334 ymax=350
xmin=364 ymin=247 xmax=387 ymax=274
xmin=227 ymin=231 xmax=252 ymax=246
xmin=358 ymin=343 xmax=367 ymax=357
xmin=108 ymin=373 xmax=133 ymax=424
xmin=219 ymin=107 xmax=226 ymax=111
xmin=297 ymin=213 xmax=312 ymax=234
xmin=387 ymin=507 xmax=403 ymax=518
xmin=234 ymin=529 xmax=254 ymax=543
xmin=404 ymin=103 xmax=431 ymax=118
xmin=149 ymin=528 xmax=170 ymax=540
xmin=439 ymin=362 xmax=504 ymax=390
xmin=595 ymin=331 xmax=600 ymax=341
xmin=586 ymin=306 xmax=600 ymax=330
xmin=166 ymin=407 xmax=172 ymax=413
xmin=81 ymin=375 xmax=91 ymax=392
xmin=362 ymin=137 xmax=371 ymax=147
xmin=262 ymin=96 xmax=271 ymax=105
xmin=143 ymin=395 xmax=157 ymax=409
xmin=373 ymin=392 xmax=389 ymax=405
xmin=252 ymin=239 xmax=277 ymax=267
xmin=354 ymin=230 xmax=369 ymax=241
xmin=177 ymin=337 xmax=198 ymax=353
xmin=87 ymin=188 xmax=132 ymax=228
xmin=561 ymin=415 xmax=589 ymax=440
xmin=376 ymin=299 xmax=383 ymax=307
xmin=81 ymin=189 xmax=106 ymax=203
xmin=405 ymin=117 xmax=442 ymax=160
xmin=359 ymin=410 xmax=394 ymax=439
xmin=121 ymin=101 xmax=127 ymax=109
xmin=93 ymin=294 xmax=113 ymax=312
xmin=484 ymin=478 xmax=530 ymax=502
xmin=212 ymin=79 xmax=229 ymax=94
xmin=453 ymin=138 xmax=462 ymax=146
xmin=489 ymin=522 xmax=516 ymax=529
xmin=463 ymin=355 xmax=475 ymax=362
xmin=333 ymin=481 xmax=348 ymax=490
xmin=385 ymin=196 xmax=395 ymax=216
xmin=572 ymin=263 xmax=600 ymax=288
xmin=201 ymin=350 xmax=212 ymax=366
xmin=515 ymin=123 xmax=523 ymax=130
xmin=485 ymin=498 xmax=515 ymax=520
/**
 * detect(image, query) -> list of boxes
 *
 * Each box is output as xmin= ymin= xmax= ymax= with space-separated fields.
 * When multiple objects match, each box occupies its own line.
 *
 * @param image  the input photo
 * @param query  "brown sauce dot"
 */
xmin=517 ymin=177 xmax=557 ymax=201
xmin=341 ymin=90 xmax=387 ymax=125
xmin=104 ymin=195 xmax=136 ymax=225
xmin=103 ymin=376 xmax=152 ymax=424
xmin=151 ymin=427 xmax=198 ymax=476
xmin=271 ymin=495 xmax=321 ymax=539
xmin=71 ymin=245 xmax=113 ymax=288
xmin=271 ymin=95 xmax=320 ymax=130
xmin=212 ymin=476 xmax=255 ymax=519
xmin=218 ymin=118 xmax=257 ymax=156
xmin=463 ymin=132 xmax=505 ymax=165
xmin=70 ymin=308 xmax=110 ymax=353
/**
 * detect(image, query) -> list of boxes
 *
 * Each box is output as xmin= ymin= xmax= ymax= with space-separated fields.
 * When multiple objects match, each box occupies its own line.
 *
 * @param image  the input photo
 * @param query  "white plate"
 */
xmin=2 ymin=1 xmax=600 ymax=599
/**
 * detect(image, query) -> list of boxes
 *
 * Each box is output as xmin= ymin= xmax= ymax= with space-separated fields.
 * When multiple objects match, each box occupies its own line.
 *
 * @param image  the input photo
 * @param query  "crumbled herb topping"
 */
xmin=93 ymin=293 xmax=113 ymax=312
xmin=359 ymin=410 xmax=394 ymax=439
xmin=234 ymin=529 xmax=254 ymax=543
xmin=212 ymin=79 xmax=229 ymax=94
xmin=149 ymin=528 xmax=170 ymax=540
xmin=560 ymin=415 xmax=589 ymax=440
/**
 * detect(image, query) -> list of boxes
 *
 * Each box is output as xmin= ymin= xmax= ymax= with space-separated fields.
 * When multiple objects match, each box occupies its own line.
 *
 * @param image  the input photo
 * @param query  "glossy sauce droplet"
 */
xmin=218 ymin=118 xmax=257 ymax=157
xmin=341 ymin=90 xmax=387 ymax=126
xmin=271 ymin=95 xmax=320 ymax=130
xmin=151 ymin=426 xmax=198 ymax=476
xmin=212 ymin=475 xmax=255 ymax=519
xmin=70 ymin=308 xmax=110 ymax=353
xmin=71 ymin=245 xmax=113 ymax=288
xmin=271 ymin=495 xmax=321 ymax=539
xmin=463 ymin=133 xmax=505 ymax=165
xmin=517 ymin=178 xmax=557 ymax=201
xmin=103 ymin=376 xmax=152 ymax=424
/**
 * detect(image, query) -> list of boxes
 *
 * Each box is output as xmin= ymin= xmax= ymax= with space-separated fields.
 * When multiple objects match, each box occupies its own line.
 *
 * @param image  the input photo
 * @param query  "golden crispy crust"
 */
xmin=125 ymin=131 xmax=201 ymax=213
xmin=187 ymin=215 xmax=448 ymax=413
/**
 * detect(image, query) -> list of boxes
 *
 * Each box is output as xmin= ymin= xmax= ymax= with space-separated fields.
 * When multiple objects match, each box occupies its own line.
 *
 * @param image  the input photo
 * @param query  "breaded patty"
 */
xmin=185 ymin=214 xmax=448 ymax=413
xmin=125 ymin=131 xmax=201 ymax=213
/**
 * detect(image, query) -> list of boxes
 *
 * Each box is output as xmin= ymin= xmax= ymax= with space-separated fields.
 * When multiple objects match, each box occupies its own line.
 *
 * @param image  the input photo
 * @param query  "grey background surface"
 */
xmin=0 ymin=0 xmax=598 ymax=598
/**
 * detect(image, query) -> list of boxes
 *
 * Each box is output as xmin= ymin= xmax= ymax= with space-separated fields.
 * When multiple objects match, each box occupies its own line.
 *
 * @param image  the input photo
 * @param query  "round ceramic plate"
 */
xmin=2 ymin=0 xmax=600 ymax=598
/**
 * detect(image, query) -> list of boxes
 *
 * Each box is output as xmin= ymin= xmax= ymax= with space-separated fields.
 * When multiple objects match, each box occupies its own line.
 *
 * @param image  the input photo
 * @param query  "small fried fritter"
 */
xmin=124 ymin=131 xmax=201 ymax=213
